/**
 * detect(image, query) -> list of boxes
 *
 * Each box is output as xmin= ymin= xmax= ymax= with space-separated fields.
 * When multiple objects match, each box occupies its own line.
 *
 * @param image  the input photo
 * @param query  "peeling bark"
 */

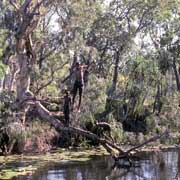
xmin=8 ymin=0 xmax=41 ymax=124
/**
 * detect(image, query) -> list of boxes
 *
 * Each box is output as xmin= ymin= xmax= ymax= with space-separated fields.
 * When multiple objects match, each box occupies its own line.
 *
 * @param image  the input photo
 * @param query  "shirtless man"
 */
xmin=72 ymin=62 xmax=85 ymax=112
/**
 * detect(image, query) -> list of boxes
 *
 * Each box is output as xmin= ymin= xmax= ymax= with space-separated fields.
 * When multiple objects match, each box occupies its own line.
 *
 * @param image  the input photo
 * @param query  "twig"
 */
xmin=35 ymin=62 xmax=68 ymax=94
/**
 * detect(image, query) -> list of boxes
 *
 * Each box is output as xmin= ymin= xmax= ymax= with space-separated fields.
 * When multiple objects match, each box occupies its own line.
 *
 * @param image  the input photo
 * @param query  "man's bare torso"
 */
xmin=75 ymin=67 xmax=83 ymax=82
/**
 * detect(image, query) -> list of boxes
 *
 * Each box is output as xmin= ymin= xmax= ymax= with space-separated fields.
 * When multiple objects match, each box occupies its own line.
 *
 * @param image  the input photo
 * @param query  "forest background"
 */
xmin=0 ymin=0 xmax=179 ymax=155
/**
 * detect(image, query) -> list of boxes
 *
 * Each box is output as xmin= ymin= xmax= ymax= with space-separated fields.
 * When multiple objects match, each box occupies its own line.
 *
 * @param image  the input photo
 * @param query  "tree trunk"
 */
xmin=108 ymin=50 xmax=120 ymax=96
xmin=2 ymin=67 xmax=17 ymax=92
xmin=112 ymin=51 xmax=120 ymax=92
xmin=2 ymin=67 xmax=11 ymax=90
xmin=9 ymin=1 xmax=40 ymax=123
xmin=17 ymin=58 xmax=30 ymax=98
xmin=172 ymin=58 xmax=180 ymax=91
xmin=153 ymin=83 xmax=161 ymax=113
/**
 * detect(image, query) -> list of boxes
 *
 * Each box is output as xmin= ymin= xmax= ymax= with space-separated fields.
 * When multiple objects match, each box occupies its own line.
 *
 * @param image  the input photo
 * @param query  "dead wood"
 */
xmin=31 ymin=100 xmax=125 ymax=155
xmin=13 ymin=98 xmax=170 ymax=160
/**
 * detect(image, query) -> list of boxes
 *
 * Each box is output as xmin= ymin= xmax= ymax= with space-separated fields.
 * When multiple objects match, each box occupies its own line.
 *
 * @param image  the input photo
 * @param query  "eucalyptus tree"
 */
xmin=0 ymin=1 xmax=17 ymax=91
xmin=87 ymin=0 xmax=158 ymax=97
xmin=150 ymin=2 xmax=180 ymax=91
xmin=140 ymin=0 xmax=180 ymax=113
xmin=0 ymin=0 xmax=177 ymax=155
xmin=0 ymin=0 xmax=127 ymax=155
xmin=30 ymin=0 xmax=103 ymax=95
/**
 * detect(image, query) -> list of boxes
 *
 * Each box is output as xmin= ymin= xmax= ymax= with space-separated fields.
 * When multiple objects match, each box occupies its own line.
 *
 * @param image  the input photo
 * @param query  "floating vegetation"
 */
xmin=0 ymin=147 xmax=108 ymax=179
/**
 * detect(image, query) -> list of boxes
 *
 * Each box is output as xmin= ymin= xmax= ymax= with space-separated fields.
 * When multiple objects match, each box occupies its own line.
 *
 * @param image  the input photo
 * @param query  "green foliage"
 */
xmin=78 ymin=75 xmax=107 ymax=125
xmin=0 ymin=62 xmax=7 ymax=78
xmin=0 ymin=91 xmax=16 ymax=122
xmin=145 ymin=115 xmax=156 ymax=132
xmin=26 ymin=120 xmax=56 ymax=138
xmin=0 ymin=0 xmax=179 ymax=152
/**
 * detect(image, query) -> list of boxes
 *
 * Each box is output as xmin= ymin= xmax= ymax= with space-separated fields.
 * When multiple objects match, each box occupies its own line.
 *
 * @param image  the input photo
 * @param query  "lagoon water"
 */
xmin=13 ymin=149 xmax=180 ymax=180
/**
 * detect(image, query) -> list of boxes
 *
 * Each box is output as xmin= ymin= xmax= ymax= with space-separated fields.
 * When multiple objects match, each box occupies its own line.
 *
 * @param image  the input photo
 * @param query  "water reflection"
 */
xmin=13 ymin=149 xmax=180 ymax=180
xmin=176 ymin=150 xmax=180 ymax=179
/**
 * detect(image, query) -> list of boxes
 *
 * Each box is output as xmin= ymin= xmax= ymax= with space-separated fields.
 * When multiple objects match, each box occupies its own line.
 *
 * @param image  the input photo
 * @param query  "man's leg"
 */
xmin=72 ymin=83 xmax=78 ymax=109
xmin=65 ymin=112 xmax=69 ymax=126
xmin=77 ymin=85 xmax=83 ymax=112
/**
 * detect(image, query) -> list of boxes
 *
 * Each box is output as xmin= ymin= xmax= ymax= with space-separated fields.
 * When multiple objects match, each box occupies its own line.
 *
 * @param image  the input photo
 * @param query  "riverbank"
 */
xmin=0 ymin=144 xmax=179 ymax=180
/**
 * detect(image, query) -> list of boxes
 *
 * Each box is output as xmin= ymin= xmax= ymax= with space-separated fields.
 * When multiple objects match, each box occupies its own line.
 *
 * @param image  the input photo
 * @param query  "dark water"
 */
xmin=13 ymin=149 xmax=180 ymax=180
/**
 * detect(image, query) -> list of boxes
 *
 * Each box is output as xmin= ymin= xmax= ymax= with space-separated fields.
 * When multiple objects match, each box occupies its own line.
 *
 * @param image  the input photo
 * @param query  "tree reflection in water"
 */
xmin=13 ymin=149 xmax=179 ymax=180
xmin=175 ymin=149 xmax=180 ymax=179
xmin=105 ymin=150 xmax=178 ymax=180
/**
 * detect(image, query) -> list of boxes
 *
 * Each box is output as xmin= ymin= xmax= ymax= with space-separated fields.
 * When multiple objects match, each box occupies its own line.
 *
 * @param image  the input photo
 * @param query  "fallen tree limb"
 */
xmin=20 ymin=99 xmax=170 ymax=161
xmin=35 ymin=101 xmax=125 ymax=155
xmin=125 ymin=130 xmax=169 ymax=155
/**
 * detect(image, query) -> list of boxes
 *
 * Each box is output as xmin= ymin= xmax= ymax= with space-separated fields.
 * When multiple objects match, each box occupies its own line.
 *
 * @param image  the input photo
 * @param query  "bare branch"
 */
xmin=32 ymin=0 xmax=46 ymax=15
xmin=26 ymin=19 xmax=40 ymax=36
xmin=9 ymin=0 xmax=21 ymax=13
xmin=35 ymin=62 xmax=68 ymax=94
xmin=135 ymin=5 xmax=156 ymax=34
xmin=20 ymin=0 xmax=32 ymax=14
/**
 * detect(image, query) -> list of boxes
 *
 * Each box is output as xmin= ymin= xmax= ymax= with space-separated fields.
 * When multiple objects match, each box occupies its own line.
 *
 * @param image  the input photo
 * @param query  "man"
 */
xmin=63 ymin=89 xmax=71 ymax=126
xmin=72 ymin=61 xmax=85 ymax=112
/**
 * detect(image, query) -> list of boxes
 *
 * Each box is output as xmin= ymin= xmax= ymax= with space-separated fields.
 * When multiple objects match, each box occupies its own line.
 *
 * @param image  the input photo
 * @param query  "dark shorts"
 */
xmin=73 ymin=80 xmax=83 ymax=95
xmin=63 ymin=107 xmax=69 ymax=113
xmin=64 ymin=112 xmax=69 ymax=121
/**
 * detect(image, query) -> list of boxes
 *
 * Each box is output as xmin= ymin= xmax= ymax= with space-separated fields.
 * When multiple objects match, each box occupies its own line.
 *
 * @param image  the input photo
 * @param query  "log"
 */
xmin=31 ymin=99 xmax=169 ymax=159
xmin=34 ymin=100 xmax=125 ymax=155
xmin=12 ymin=96 xmax=170 ymax=160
